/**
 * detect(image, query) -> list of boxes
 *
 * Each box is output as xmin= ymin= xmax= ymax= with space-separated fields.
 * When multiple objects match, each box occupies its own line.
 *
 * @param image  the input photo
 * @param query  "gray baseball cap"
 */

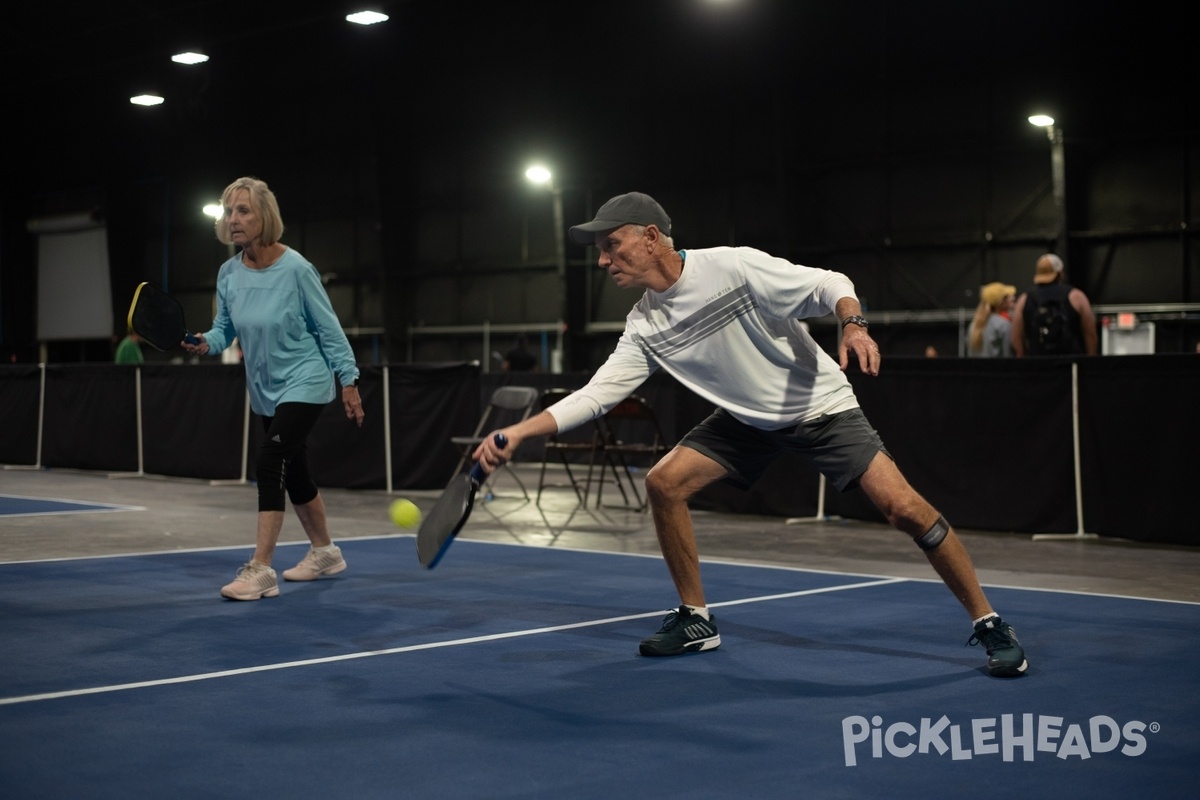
xmin=568 ymin=192 xmax=671 ymax=245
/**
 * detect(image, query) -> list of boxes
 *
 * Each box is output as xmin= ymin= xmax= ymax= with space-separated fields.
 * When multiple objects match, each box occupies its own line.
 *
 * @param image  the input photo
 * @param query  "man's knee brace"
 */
xmin=915 ymin=515 xmax=950 ymax=551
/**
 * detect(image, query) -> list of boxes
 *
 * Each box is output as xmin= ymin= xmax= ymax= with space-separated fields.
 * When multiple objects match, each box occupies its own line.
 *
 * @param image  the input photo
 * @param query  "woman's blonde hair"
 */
xmin=968 ymin=299 xmax=991 ymax=354
xmin=214 ymin=176 xmax=285 ymax=246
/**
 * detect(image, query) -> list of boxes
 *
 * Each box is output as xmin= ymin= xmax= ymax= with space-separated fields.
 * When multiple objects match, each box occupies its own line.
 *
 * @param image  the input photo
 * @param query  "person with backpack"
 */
xmin=1011 ymin=253 xmax=1098 ymax=356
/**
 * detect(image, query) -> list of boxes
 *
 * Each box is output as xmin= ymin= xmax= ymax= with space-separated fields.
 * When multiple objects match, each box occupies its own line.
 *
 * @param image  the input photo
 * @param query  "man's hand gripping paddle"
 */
xmin=416 ymin=433 xmax=507 ymax=569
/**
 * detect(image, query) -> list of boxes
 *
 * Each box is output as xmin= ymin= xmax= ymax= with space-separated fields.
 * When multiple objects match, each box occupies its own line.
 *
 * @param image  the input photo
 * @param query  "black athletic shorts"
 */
xmin=678 ymin=407 xmax=889 ymax=492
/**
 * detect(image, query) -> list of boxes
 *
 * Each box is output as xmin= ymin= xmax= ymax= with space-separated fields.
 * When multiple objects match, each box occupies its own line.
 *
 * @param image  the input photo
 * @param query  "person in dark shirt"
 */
xmin=502 ymin=335 xmax=538 ymax=372
xmin=1011 ymin=254 xmax=1097 ymax=356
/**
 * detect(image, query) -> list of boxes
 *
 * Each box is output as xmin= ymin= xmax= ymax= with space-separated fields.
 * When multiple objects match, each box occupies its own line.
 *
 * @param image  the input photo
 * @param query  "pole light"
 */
xmin=1028 ymin=114 xmax=1055 ymax=134
xmin=525 ymin=165 xmax=567 ymax=372
xmin=525 ymin=165 xmax=551 ymax=186
xmin=1029 ymin=114 xmax=1067 ymax=259
xmin=524 ymin=165 xmax=565 ymax=278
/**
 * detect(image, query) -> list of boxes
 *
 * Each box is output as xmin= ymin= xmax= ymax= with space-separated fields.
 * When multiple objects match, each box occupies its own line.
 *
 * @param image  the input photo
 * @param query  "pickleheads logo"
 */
xmin=841 ymin=713 xmax=1158 ymax=767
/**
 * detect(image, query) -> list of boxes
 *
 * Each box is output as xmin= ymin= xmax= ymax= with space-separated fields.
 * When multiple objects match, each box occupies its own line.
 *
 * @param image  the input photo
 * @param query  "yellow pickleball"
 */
xmin=389 ymin=498 xmax=422 ymax=529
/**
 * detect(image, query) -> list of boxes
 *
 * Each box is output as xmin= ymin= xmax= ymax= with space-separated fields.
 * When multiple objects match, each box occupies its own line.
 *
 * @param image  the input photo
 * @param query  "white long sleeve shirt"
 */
xmin=548 ymin=246 xmax=861 ymax=433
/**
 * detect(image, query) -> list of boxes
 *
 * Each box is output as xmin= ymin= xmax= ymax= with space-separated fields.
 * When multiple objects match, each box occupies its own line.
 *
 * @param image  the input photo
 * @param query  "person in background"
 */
xmin=182 ymin=176 xmax=363 ymax=601
xmin=1011 ymin=254 xmax=1098 ymax=356
xmin=502 ymin=334 xmax=538 ymax=372
xmin=967 ymin=282 xmax=1016 ymax=357
xmin=114 ymin=329 xmax=144 ymax=364
xmin=475 ymin=191 xmax=1028 ymax=678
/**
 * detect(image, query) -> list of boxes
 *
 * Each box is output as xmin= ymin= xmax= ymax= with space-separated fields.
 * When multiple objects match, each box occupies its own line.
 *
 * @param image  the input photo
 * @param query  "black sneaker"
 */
xmin=639 ymin=606 xmax=721 ymax=656
xmin=967 ymin=616 xmax=1028 ymax=677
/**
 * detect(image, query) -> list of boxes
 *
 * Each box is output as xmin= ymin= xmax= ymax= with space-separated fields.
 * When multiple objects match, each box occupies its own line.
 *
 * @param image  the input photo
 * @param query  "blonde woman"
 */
xmin=183 ymin=177 xmax=364 ymax=600
xmin=968 ymin=282 xmax=1016 ymax=357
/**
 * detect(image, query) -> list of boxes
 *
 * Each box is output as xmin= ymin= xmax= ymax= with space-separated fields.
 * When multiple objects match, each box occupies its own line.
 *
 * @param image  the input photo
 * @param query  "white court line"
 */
xmin=5 ymin=537 xmax=1196 ymax=605
xmin=0 ymin=493 xmax=145 ymax=518
xmin=0 ymin=533 xmax=408 ymax=565
xmin=0 ymin=578 xmax=904 ymax=707
xmin=708 ymin=578 xmax=905 ymax=609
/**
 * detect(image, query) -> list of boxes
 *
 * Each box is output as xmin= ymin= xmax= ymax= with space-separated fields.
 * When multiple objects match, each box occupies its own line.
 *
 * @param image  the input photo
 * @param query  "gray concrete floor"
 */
xmin=2 ymin=464 xmax=1198 ymax=604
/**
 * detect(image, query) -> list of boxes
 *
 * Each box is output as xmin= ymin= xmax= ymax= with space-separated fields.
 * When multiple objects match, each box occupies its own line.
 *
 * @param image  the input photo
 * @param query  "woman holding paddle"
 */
xmin=183 ymin=176 xmax=363 ymax=601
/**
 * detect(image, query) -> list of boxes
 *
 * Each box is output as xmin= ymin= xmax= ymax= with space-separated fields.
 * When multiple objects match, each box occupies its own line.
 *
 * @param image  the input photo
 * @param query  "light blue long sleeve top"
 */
xmin=201 ymin=247 xmax=359 ymax=416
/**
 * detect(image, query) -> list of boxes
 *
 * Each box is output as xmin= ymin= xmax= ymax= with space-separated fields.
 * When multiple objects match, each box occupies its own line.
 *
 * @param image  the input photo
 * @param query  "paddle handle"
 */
xmin=469 ymin=432 xmax=508 ymax=484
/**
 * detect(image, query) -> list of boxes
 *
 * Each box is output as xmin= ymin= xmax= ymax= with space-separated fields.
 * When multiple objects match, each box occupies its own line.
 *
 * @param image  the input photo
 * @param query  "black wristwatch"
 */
xmin=841 ymin=315 xmax=869 ymax=330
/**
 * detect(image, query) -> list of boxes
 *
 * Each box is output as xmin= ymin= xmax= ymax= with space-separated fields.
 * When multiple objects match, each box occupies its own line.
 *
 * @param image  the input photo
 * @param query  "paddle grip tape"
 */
xmin=915 ymin=515 xmax=950 ymax=551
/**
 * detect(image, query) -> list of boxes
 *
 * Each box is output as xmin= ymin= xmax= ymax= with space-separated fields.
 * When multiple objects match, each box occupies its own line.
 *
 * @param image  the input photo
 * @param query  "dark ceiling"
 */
xmin=0 ymin=1 xmax=1187 ymax=206
xmin=0 ymin=1 xmax=1193 ymax=364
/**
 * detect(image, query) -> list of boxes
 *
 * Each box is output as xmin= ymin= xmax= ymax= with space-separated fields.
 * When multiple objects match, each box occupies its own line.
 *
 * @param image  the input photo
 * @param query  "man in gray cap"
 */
xmin=1011 ymin=253 xmax=1098 ymax=356
xmin=473 ymin=191 xmax=1028 ymax=678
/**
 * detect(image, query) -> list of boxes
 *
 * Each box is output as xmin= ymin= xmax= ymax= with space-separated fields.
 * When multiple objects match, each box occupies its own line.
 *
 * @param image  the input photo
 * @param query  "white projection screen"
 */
xmin=30 ymin=212 xmax=114 ymax=341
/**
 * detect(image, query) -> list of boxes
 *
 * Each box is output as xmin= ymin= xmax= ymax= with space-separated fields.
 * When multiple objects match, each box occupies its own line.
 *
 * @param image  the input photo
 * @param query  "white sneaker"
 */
xmin=221 ymin=561 xmax=279 ymax=600
xmin=282 ymin=545 xmax=347 ymax=582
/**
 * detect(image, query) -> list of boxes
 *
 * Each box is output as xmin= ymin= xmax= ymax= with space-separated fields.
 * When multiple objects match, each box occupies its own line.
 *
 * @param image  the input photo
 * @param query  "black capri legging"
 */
xmin=256 ymin=402 xmax=325 ymax=512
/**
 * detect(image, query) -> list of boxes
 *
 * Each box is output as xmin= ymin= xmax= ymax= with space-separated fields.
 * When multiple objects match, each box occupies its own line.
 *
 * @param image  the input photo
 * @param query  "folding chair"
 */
xmin=535 ymin=388 xmax=604 ymax=507
xmin=595 ymin=393 xmax=668 ymax=510
xmin=450 ymin=385 xmax=540 ymax=500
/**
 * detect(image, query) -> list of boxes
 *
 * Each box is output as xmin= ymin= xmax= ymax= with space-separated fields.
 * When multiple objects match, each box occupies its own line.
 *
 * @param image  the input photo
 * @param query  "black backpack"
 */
xmin=1025 ymin=283 xmax=1079 ymax=355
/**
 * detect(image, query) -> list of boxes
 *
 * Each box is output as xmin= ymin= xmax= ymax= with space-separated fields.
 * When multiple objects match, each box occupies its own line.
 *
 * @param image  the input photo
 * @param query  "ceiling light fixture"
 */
xmin=346 ymin=11 xmax=389 ymax=25
xmin=171 ymin=52 xmax=209 ymax=65
xmin=130 ymin=94 xmax=165 ymax=106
